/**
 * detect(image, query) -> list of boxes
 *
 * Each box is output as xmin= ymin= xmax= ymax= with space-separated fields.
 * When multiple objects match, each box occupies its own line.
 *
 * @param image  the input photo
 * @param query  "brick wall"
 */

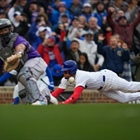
xmin=0 ymin=86 xmax=118 ymax=104
xmin=0 ymin=87 xmax=13 ymax=104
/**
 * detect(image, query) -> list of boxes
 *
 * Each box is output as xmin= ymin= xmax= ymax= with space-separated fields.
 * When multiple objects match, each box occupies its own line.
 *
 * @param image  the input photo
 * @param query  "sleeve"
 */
xmin=62 ymin=86 xmax=84 ymax=104
xmin=67 ymin=27 xmax=78 ymax=41
xmin=37 ymin=44 xmax=44 ymax=56
xmin=106 ymin=11 xmax=116 ymax=29
xmin=122 ymin=49 xmax=130 ymax=61
xmin=46 ymin=66 xmax=54 ymax=83
xmin=51 ymin=77 xmax=68 ymax=97
xmin=131 ymin=11 xmax=140 ymax=28
xmin=96 ymin=53 xmax=104 ymax=66
xmin=0 ymin=72 xmax=12 ymax=83
xmin=51 ymin=88 xmax=65 ymax=97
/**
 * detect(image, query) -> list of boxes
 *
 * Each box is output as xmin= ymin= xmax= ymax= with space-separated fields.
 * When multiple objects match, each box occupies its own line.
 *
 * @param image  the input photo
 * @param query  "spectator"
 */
xmin=53 ymin=12 xmax=70 ymax=43
xmin=13 ymin=11 xmax=29 ymax=38
xmin=77 ymin=52 xmax=94 ymax=72
xmin=49 ymin=1 xmax=71 ymax=30
xmin=51 ymin=0 xmax=61 ymax=11
xmin=115 ymin=9 xmax=125 ymax=22
xmin=87 ymin=16 xmax=102 ymax=42
xmin=37 ymin=36 xmax=64 ymax=71
xmin=78 ymin=15 xmax=89 ymax=30
xmin=98 ymin=35 xmax=130 ymax=76
xmin=8 ymin=0 xmax=28 ymax=27
xmin=58 ymin=13 xmax=70 ymax=25
xmin=60 ymin=39 xmax=81 ymax=63
xmin=29 ymin=25 xmax=52 ymax=50
xmin=0 ymin=0 xmax=11 ymax=14
xmin=28 ymin=13 xmax=52 ymax=49
xmin=81 ymin=3 xmax=93 ymax=22
xmin=68 ymin=0 xmax=83 ymax=17
xmin=93 ymin=1 xmax=107 ymax=27
xmin=74 ymin=30 xmax=104 ymax=71
xmin=67 ymin=16 xmax=86 ymax=41
xmin=120 ymin=1 xmax=131 ymax=20
xmin=53 ymin=21 xmax=68 ymax=43
xmin=107 ymin=7 xmax=140 ymax=49
xmin=0 ymin=11 xmax=7 ymax=19
xmin=25 ymin=1 xmax=39 ymax=24
xmin=102 ymin=0 xmax=111 ymax=11
xmin=91 ymin=0 xmax=100 ymax=13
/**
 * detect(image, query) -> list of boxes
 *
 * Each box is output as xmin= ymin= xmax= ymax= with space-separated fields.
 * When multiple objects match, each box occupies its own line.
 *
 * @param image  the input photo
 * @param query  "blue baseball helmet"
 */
xmin=61 ymin=60 xmax=78 ymax=75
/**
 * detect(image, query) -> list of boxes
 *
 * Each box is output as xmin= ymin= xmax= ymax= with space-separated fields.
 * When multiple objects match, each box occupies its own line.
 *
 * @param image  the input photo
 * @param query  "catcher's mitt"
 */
xmin=3 ymin=54 xmax=22 ymax=72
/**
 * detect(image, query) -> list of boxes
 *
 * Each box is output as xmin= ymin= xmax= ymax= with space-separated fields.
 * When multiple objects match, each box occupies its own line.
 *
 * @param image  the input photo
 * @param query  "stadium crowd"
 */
xmin=0 ymin=0 xmax=140 ymax=87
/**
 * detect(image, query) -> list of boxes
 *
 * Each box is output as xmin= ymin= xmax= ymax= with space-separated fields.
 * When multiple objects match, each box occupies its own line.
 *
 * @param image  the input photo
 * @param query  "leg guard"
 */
xmin=17 ymin=67 xmax=45 ymax=103
xmin=37 ymin=78 xmax=50 ymax=104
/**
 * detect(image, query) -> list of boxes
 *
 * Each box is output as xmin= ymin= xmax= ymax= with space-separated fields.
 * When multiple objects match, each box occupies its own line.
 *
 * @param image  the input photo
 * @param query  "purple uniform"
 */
xmin=14 ymin=36 xmax=41 ymax=59
xmin=14 ymin=35 xmax=48 ymax=104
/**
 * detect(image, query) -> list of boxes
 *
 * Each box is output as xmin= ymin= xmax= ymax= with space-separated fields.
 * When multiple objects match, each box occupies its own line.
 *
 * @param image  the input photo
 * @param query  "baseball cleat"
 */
xmin=32 ymin=100 xmax=46 ymax=105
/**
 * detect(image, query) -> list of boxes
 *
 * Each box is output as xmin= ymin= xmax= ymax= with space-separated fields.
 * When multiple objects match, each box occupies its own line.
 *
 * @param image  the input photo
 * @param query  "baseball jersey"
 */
xmin=14 ymin=35 xmax=41 ymax=59
xmin=58 ymin=69 xmax=105 ymax=90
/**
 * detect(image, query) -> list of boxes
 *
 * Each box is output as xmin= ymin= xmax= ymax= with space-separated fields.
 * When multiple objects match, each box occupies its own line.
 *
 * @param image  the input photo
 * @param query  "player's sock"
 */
xmin=12 ymin=97 xmax=20 ymax=104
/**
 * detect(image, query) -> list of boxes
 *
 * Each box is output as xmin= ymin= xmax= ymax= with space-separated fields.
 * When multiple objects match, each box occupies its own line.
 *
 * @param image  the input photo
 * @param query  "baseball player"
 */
xmin=0 ymin=69 xmax=58 ymax=105
xmin=0 ymin=18 xmax=49 ymax=105
xmin=52 ymin=60 xmax=140 ymax=104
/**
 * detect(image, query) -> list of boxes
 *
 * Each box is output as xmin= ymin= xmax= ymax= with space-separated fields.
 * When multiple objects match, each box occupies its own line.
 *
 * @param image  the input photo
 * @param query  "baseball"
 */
xmin=68 ymin=77 xmax=75 ymax=83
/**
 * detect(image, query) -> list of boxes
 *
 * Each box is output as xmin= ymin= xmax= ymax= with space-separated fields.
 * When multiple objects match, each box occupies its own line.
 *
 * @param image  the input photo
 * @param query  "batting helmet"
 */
xmin=0 ymin=18 xmax=12 ymax=43
xmin=61 ymin=60 xmax=78 ymax=75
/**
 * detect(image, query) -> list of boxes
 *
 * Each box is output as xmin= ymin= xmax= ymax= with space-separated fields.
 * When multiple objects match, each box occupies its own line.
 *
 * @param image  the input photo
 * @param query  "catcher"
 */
xmin=0 ymin=67 xmax=58 ymax=105
xmin=0 ymin=18 xmax=49 ymax=105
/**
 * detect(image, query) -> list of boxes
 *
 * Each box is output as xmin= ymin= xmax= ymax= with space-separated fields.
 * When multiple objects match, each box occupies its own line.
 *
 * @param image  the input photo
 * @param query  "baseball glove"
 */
xmin=3 ymin=54 xmax=22 ymax=72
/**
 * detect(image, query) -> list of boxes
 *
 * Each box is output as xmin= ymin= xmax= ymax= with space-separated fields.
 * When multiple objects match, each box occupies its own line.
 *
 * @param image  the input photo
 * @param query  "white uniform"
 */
xmin=58 ymin=69 xmax=140 ymax=103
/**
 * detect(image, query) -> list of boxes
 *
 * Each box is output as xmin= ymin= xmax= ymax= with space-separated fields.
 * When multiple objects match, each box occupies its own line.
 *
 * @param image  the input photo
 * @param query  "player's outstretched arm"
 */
xmin=0 ymin=72 xmax=12 ymax=83
xmin=45 ymin=66 xmax=54 ymax=91
xmin=61 ymin=86 xmax=84 ymax=104
xmin=0 ymin=70 xmax=17 ymax=83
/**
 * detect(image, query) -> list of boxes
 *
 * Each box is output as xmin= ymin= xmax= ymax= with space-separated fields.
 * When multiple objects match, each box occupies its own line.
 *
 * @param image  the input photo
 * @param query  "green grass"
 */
xmin=0 ymin=104 xmax=140 ymax=140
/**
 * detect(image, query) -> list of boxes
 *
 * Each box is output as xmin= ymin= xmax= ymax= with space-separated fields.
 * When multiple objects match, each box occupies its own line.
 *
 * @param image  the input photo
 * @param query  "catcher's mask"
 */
xmin=61 ymin=60 xmax=78 ymax=75
xmin=0 ymin=18 xmax=12 ymax=44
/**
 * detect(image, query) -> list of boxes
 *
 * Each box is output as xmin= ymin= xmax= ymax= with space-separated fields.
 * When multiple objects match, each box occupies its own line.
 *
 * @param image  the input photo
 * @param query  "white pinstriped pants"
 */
xmin=100 ymin=69 xmax=140 ymax=103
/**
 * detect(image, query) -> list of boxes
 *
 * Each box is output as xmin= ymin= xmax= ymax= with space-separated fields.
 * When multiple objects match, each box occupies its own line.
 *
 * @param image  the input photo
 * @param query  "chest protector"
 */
xmin=0 ymin=33 xmax=29 ymax=71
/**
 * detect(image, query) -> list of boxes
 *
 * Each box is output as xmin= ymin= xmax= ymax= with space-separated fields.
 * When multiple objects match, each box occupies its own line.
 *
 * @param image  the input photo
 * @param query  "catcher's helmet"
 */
xmin=61 ymin=60 xmax=77 ymax=75
xmin=0 ymin=18 xmax=12 ymax=43
xmin=0 ymin=18 xmax=12 ymax=29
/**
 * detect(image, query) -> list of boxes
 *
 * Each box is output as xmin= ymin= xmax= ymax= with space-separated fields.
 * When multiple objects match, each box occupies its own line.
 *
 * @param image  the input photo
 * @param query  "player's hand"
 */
xmin=9 ymin=70 xmax=18 ymax=75
xmin=58 ymin=102 xmax=64 ymax=104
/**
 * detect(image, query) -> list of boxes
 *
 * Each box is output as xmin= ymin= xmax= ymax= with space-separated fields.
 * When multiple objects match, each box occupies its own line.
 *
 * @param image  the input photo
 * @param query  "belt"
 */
xmin=98 ymin=75 xmax=105 ymax=90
